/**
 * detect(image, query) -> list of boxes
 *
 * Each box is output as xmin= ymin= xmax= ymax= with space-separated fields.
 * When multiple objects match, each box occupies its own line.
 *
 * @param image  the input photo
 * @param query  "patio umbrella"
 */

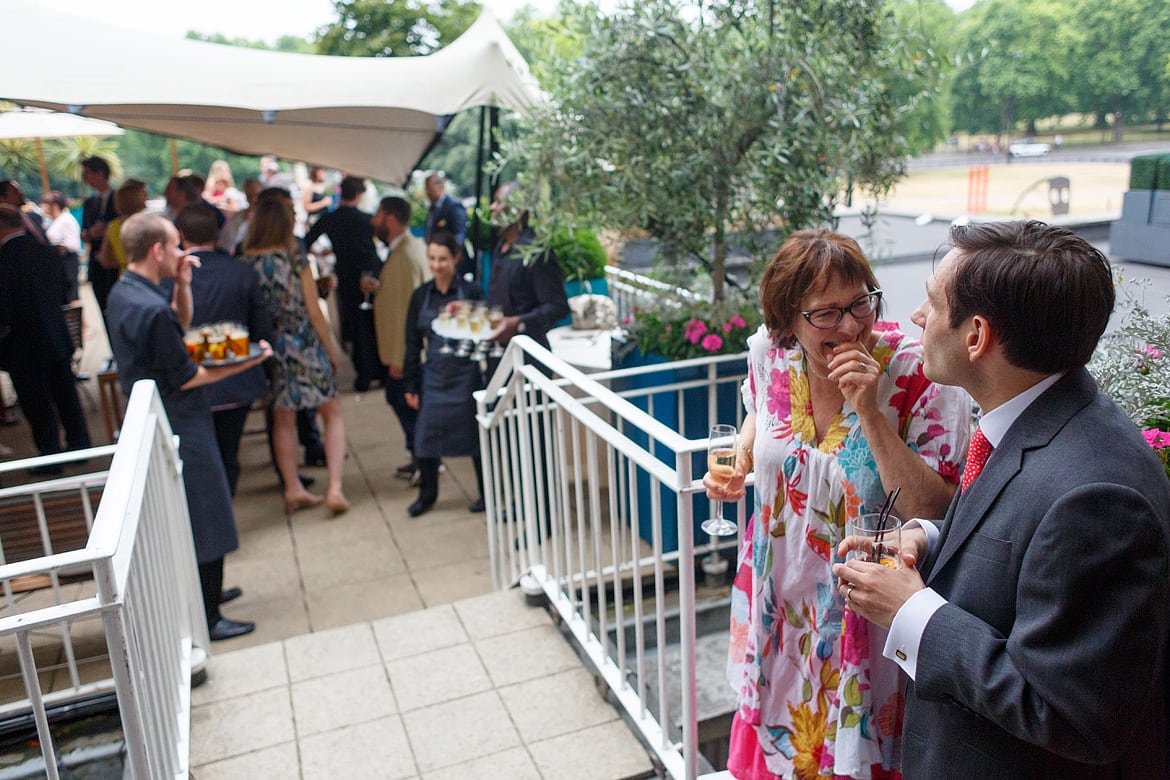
xmin=0 ymin=107 xmax=123 ymax=194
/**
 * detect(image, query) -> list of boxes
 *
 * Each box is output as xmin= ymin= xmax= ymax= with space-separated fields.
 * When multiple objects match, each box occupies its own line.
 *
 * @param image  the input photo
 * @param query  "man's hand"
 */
xmin=175 ymin=252 xmax=201 ymax=285
xmin=493 ymin=315 xmax=521 ymax=343
xmin=405 ymin=392 xmax=420 ymax=410
xmin=387 ymin=365 xmax=404 ymax=380
xmin=359 ymin=274 xmax=380 ymax=295
xmin=832 ymin=556 xmax=925 ymax=629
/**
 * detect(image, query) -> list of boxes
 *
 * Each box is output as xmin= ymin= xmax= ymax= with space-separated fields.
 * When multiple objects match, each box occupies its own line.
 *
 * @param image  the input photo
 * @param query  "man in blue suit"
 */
xmin=175 ymin=204 xmax=270 ymax=496
xmin=424 ymin=172 xmax=472 ymax=279
xmin=836 ymin=220 xmax=1170 ymax=777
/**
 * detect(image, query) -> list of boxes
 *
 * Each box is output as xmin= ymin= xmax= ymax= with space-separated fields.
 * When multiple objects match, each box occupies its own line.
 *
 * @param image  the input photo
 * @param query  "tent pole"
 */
xmin=472 ymin=106 xmax=488 ymax=278
xmin=169 ymin=138 xmax=179 ymax=174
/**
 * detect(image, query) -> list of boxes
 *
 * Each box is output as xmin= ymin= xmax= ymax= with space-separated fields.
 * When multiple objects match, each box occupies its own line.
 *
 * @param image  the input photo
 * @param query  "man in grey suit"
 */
xmin=835 ymin=220 xmax=1170 ymax=777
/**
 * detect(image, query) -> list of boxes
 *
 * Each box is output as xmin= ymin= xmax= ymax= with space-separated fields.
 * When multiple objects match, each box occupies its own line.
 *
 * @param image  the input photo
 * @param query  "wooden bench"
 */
xmin=0 ymin=487 xmax=102 ymax=592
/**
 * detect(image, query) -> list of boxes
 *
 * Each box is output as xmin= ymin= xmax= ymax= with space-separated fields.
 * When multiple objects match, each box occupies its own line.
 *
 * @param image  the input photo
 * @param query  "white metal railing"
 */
xmin=605 ymin=265 xmax=704 ymax=323
xmin=476 ymin=335 xmax=751 ymax=780
xmin=0 ymin=380 xmax=208 ymax=779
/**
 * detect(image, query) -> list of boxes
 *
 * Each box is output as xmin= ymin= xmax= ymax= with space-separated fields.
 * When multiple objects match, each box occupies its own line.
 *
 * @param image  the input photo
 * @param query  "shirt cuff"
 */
xmin=883 ymin=587 xmax=947 ymax=680
xmin=904 ymin=516 xmax=940 ymax=550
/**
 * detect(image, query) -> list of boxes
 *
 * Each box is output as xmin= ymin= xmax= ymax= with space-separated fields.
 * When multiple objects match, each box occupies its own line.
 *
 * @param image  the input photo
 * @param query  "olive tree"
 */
xmin=500 ymin=0 xmax=936 ymax=301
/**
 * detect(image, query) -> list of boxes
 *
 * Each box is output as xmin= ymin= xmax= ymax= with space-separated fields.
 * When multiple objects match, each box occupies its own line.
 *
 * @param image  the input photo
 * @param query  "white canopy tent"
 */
xmin=0 ymin=1 xmax=539 ymax=184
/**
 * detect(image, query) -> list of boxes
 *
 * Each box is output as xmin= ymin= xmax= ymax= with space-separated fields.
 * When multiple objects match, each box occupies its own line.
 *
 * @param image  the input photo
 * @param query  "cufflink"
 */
xmin=895 ymin=649 xmax=907 ymax=661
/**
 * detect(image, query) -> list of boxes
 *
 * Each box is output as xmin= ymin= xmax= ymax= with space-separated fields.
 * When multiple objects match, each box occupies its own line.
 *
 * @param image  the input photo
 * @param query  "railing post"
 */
xmin=675 ymin=453 xmax=699 ymax=780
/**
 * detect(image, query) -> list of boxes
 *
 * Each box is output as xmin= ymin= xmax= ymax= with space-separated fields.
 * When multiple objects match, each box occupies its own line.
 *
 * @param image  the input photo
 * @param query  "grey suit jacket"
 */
xmin=907 ymin=368 xmax=1170 ymax=778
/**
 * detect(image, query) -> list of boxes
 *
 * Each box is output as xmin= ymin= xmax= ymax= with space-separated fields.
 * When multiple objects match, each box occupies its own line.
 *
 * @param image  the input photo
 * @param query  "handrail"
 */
xmin=477 ymin=328 xmax=751 ymax=779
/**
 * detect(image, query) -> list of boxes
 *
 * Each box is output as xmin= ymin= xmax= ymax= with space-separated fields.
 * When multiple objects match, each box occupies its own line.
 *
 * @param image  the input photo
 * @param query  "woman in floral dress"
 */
xmin=244 ymin=193 xmax=349 ymax=516
xmin=705 ymin=229 xmax=970 ymax=779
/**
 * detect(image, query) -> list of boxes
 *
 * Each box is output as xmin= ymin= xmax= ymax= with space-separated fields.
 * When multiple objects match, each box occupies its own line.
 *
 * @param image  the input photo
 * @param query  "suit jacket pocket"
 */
xmin=963 ymin=531 xmax=1011 ymax=564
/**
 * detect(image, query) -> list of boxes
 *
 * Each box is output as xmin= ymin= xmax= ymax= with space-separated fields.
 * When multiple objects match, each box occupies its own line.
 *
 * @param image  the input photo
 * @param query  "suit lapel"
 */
xmin=925 ymin=369 xmax=1098 ymax=583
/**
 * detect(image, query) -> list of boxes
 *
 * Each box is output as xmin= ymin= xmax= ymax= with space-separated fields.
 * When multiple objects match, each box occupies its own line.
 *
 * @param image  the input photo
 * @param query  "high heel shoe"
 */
xmin=326 ymin=493 xmax=350 ymax=517
xmin=285 ymin=493 xmax=323 ymax=513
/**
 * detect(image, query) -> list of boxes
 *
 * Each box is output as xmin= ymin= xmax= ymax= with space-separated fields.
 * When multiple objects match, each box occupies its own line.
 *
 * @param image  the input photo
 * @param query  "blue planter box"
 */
xmin=611 ymin=344 xmax=751 ymax=552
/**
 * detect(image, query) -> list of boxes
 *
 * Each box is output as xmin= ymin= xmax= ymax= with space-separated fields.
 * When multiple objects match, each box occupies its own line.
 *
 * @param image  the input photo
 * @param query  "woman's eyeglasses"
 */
xmin=801 ymin=290 xmax=882 ymax=329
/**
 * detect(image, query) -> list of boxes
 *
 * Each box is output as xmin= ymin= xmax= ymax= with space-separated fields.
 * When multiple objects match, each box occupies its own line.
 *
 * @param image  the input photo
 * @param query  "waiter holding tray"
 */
xmin=105 ymin=212 xmax=271 ymax=643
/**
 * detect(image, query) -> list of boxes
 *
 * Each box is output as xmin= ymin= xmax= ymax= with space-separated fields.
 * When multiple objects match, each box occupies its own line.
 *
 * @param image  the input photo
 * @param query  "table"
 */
xmin=546 ymin=326 xmax=612 ymax=373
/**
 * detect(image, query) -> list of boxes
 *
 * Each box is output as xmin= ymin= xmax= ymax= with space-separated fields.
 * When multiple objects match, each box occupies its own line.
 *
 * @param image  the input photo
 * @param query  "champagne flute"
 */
xmin=359 ymin=270 xmax=376 ymax=311
xmin=701 ymin=423 xmax=739 ymax=536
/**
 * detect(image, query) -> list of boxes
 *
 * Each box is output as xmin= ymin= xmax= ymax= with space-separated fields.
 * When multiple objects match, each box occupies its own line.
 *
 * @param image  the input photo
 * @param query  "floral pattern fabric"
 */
xmin=248 ymin=250 xmax=336 ymax=409
xmin=728 ymin=323 xmax=970 ymax=779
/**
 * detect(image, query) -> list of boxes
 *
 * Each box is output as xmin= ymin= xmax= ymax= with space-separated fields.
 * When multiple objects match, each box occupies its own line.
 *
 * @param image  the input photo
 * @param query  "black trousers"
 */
xmin=383 ymin=373 xmax=417 ymax=453
xmin=8 ymin=360 xmax=91 ymax=455
xmin=212 ymin=405 xmax=251 ymax=496
xmin=89 ymin=263 xmax=118 ymax=320
xmin=416 ymin=455 xmax=483 ymax=505
xmin=347 ymin=307 xmax=384 ymax=390
xmin=198 ymin=557 xmax=224 ymax=626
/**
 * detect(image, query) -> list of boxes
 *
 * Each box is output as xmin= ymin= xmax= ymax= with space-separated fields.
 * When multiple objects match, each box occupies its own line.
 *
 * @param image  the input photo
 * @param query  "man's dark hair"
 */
xmin=175 ymin=204 xmax=219 ymax=246
xmin=0 ymin=180 xmax=23 ymax=203
xmin=42 ymin=191 xmax=68 ymax=210
xmin=178 ymin=175 xmax=203 ymax=204
xmin=81 ymin=157 xmax=110 ymax=178
xmin=0 ymin=204 xmax=24 ymax=230
xmin=944 ymin=220 xmax=1114 ymax=374
xmin=340 ymin=176 xmax=365 ymax=202
xmin=378 ymin=196 xmax=411 ymax=225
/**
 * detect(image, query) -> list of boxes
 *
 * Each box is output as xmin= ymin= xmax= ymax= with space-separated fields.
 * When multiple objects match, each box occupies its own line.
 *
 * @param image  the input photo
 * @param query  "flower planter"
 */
xmin=610 ymin=344 xmax=752 ymax=552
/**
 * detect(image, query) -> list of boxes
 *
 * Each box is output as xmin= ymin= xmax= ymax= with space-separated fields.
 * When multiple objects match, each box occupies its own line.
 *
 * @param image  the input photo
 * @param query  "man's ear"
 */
xmin=967 ymin=314 xmax=995 ymax=361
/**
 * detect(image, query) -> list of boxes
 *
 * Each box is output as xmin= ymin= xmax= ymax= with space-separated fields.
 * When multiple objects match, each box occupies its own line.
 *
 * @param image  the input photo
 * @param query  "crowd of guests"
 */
xmin=0 ymin=155 xmax=570 ymax=642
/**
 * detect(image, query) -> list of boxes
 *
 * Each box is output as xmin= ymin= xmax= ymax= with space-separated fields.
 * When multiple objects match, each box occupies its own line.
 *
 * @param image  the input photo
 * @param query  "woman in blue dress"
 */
xmin=244 ymin=195 xmax=350 ymax=516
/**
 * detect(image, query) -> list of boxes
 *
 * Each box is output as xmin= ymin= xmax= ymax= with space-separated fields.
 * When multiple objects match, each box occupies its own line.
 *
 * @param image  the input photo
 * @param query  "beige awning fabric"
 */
xmin=1 ymin=2 xmax=539 ymax=184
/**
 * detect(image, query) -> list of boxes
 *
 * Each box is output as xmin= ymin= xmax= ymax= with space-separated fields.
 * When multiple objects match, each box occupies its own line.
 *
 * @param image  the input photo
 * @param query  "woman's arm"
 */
xmin=299 ymin=263 xmax=338 ymax=373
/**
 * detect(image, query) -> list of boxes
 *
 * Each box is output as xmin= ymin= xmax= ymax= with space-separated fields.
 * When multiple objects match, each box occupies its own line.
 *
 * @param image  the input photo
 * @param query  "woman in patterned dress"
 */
xmin=244 ymin=194 xmax=349 ymax=516
xmin=705 ymin=229 xmax=971 ymax=779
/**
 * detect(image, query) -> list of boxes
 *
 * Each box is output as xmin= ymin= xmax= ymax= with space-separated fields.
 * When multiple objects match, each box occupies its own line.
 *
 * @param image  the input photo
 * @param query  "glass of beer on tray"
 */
xmin=184 ymin=330 xmax=206 ymax=362
xmin=207 ymin=332 xmax=228 ymax=361
xmin=229 ymin=325 xmax=250 ymax=357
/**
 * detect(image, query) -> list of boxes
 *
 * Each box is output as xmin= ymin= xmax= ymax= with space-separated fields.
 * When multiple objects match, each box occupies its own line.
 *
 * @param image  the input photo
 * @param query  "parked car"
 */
xmin=1008 ymin=139 xmax=1052 ymax=158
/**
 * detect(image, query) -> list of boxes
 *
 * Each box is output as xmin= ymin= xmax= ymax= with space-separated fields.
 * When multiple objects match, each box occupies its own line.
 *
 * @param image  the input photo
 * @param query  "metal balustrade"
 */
xmin=477 ymin=335 xmax=752 ymax=780
xmin=0 ymin=381 xmax=208 ymax=779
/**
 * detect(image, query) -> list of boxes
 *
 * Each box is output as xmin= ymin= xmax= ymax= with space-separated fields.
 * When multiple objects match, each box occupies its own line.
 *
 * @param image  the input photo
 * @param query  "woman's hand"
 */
xmin=405 ymin=392 xmax=420 ymax=411
xmin=827 ymin=339 xmax=880 ymax=416
xmin=703 ymin=462 xmax=746 ymax=502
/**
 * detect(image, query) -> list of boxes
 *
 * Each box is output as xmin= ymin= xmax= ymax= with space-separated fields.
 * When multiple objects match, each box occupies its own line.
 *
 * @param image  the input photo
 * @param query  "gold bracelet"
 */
xmin=738 ymin=443 xmax=754 ymax=470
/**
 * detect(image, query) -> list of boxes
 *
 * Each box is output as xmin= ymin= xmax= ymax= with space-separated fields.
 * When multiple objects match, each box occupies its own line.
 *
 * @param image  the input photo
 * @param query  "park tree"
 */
xmin=499 ymin=0 xmax=936 ymax=302
xmin=316 ymin=0 xmax=481 ymax=57
xmin=947 ymin=0 xmax=1075 ymax=142
xmin=890 ymin=0 xmax=958 ymax=152
xmin=1070 ymin=0 xmax=1170 ymax=141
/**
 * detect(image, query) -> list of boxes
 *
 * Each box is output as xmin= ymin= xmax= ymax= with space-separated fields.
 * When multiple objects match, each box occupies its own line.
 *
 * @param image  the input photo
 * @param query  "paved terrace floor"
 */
xmin=0 ymin=284 xmax=656 ymax=780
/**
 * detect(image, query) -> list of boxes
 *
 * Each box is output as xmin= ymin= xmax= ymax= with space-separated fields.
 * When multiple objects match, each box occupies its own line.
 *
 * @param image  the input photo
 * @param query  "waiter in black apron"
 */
xmin=403 ymin=231 xmax=485 ymax=517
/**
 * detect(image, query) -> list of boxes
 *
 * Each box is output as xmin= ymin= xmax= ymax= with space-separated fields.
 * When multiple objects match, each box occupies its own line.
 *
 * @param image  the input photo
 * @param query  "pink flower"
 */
xmin=1143 ymin=428 xmax=1170 ymax=449
xmin=730 ymin=315 xmax=746 ymax=328
xmin=684 ymin=318 xmax=707 ymax=344
xmin=1143 ymin=346 xmax=1165 ymax=358
xmin=664 ymin=324 xmax=672 ymax=333
xmin=701 ymin=333 xmax=723 ymax=351
xmin=723 ymin=322 xmax=733 ymax=332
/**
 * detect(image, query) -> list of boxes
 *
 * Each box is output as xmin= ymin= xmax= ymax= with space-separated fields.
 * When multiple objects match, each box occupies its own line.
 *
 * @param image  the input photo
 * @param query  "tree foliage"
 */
xmin=316 ymin=0 xmax=481 ymax=57
xmin=500 ymin=0 xmax=934 ymax=301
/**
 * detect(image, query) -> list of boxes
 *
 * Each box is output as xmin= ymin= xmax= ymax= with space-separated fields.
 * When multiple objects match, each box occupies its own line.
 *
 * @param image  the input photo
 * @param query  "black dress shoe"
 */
xmin=468 ymin=498 xmax=485 ymax=513
xmin=208 ymin=618 xmax=255 ymax=641
xmin=219 ymin=587 xmax=243 ymax=604
xmin=408 ymin=499 xmax=434 ymax=517
xmin=394 ymin=462 xmax=417 ymax=480
xmin=304 ymin=451 xmax=327 ymax=468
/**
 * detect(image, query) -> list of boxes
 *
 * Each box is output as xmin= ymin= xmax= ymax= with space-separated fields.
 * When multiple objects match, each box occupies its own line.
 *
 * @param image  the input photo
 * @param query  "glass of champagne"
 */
xmin=359 ymin=270 xmax=376 ymax=311
xmin=702 ymin=424 xmax=739 ymax=536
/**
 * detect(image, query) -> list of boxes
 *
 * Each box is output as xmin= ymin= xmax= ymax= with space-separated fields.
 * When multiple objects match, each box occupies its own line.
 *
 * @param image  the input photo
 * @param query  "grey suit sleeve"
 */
xmin=915 ymin=482 xmax=1170 ymax=763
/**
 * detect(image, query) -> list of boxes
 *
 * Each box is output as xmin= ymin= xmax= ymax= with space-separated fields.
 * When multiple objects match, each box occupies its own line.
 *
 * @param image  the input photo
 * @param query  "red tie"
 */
xmin=961 ymin=428 xmax=993 ymax=492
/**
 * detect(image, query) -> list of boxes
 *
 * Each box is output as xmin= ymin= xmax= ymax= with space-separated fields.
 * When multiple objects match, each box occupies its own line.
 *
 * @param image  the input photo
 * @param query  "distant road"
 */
xmin=908 ymin=141 xmax=1170 ymax=171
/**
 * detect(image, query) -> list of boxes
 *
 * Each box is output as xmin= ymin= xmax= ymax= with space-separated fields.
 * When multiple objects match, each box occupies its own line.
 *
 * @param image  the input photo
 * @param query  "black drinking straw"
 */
xmin=874 ymin=487 xmax=900 ymax=561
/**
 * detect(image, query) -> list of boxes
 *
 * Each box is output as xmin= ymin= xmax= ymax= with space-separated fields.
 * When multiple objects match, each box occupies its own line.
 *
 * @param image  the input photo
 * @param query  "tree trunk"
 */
xmin=712 ymin=214 xmax=726 ymax=303
xmin=1112 ymin=95 xmax=1125 ymax=145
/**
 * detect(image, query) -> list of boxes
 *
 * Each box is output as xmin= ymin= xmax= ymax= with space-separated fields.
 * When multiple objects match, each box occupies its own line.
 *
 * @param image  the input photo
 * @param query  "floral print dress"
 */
xmin=248 ymin=250 xmax=336 ymax=409
xmin=727 ymin=323 xmax=970 ymax=780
